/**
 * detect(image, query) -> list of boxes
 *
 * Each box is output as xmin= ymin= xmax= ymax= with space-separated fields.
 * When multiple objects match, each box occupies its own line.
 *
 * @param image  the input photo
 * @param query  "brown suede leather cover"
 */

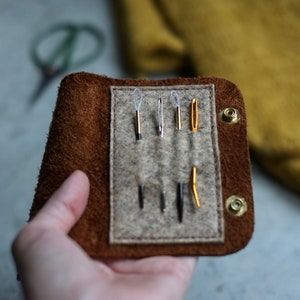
xmin=30 ymin=72 xmax=254 ymax=258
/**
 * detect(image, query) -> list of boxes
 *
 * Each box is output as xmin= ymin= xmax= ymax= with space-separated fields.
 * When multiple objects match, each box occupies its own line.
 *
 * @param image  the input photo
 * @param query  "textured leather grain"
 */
xmin=30 ymin=72 xmax=254 ymax=258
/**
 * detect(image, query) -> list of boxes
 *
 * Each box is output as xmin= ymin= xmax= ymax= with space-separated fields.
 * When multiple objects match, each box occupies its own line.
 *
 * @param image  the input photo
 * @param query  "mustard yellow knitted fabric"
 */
xmin=116 ymin=0 xmax=300 ymax=192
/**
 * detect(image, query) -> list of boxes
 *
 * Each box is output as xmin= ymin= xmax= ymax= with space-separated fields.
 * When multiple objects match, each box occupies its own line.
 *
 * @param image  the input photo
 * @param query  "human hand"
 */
xmin=12 ymin=170 xmax=197 ymax=300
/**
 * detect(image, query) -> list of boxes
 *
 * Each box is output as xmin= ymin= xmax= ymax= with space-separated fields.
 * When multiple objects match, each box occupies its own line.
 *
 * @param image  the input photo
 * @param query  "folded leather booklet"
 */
xmin=30 ymin=72 xmax=254 ymax=258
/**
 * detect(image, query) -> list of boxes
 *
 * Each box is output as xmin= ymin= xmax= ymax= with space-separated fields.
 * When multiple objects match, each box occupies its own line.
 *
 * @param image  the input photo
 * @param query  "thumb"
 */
xmin=30 ymin=170 xmax=90 ymax=233
xmin=11 ymin=170 xmax=91 ymax=298
xmin=12 ymin=170 xmax=90 ymax=260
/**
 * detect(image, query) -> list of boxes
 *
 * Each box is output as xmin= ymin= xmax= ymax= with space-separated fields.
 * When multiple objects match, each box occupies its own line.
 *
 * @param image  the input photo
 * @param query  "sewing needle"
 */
xmin=158 ymin=97 xmax=164 ymax=137
xmin=176 ymin=105 xmax=182 ymax=131
xmin=161 ymin=192 xmax=166 ymax=213
xmin=191 ymin=98 xmax=201 ymax=208
xmin=157 ymin=97 xmax=166 ymax=212
xmin=138 ymin=185 xmax=144 ymax=209
xmin=191 ymin=167 xmax=201 ymax=208
xmin=177 ymin=183 xmax=184 ymax=223
xmin=133 ymin=87 xmax=143 ymax=140
xmin=191 ymin=98 xmax=198 ymax=132
xmin=170 ymin=90 xmax=184 ymax=222
xmin=133 ymin=88 xmax=144 ymax=208
xmin=135 ymin=110 xmax=142 ymax=140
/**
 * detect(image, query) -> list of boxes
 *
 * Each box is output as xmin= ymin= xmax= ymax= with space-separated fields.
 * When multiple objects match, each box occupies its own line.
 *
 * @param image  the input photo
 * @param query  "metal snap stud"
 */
xmin=220 ymin=108 xmax=240 ymax=123
xmin=225 ymin=195 xmax=247 ymax=216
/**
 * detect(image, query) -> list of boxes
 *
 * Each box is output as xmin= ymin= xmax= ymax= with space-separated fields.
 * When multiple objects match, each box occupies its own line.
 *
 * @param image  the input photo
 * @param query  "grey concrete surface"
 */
xmin=1 ymin=1 xmax=300 ymax=299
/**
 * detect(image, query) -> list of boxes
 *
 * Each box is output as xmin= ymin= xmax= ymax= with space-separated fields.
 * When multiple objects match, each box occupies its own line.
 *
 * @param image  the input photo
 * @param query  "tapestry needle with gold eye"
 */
xmin=191 ymin=167 xmax=200 ymax=208
xmin=191 ymin=98 xmax=201 ymax=208
xmin=133 ymin=88 xmax=144 ymax=209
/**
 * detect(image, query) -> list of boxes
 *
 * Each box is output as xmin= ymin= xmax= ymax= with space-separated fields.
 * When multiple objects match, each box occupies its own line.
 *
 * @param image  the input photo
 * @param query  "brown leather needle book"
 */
xmin=30 ymin=72 xmax=254 ymax=258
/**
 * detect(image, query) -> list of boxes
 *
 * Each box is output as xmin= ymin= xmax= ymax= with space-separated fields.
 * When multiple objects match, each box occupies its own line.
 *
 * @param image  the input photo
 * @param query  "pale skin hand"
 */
xmin=12 ymin=170 xmax=197 ymax=300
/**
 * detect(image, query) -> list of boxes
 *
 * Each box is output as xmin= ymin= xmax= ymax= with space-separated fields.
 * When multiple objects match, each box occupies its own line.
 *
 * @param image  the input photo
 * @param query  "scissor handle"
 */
xmin=31 ymin=23 xmax=105 ymax=72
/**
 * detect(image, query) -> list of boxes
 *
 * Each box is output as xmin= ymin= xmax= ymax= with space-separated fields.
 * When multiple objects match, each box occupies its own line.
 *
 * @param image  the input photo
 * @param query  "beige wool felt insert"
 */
xmin=109 ymin=84 xmax=224 ymax=244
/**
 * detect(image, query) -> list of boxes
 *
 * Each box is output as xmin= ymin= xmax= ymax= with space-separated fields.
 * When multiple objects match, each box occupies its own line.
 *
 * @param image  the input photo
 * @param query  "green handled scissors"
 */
xmin=30 ymin=22 xmax=105 ymax=104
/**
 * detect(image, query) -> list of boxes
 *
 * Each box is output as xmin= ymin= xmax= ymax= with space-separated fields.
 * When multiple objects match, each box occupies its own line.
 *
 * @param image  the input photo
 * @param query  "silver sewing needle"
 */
xmin=158 ymin=97 xmax=166 ymax=212
xmin=158 ymin=97 xmax=164 ymax=137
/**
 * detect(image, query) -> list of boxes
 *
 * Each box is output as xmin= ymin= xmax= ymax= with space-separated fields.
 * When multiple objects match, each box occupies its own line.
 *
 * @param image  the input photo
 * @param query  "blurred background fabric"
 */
xmin=115 ymin=0 xmax=300 ymax=192
xmin=1 ymin=0 xmax=300 ymax=299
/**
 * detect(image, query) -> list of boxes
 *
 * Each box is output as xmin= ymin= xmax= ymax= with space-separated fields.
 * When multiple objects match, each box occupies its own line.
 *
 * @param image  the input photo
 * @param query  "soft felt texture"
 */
xmin=30 ymin=73 xmax=253 ymax=258
xmin=109 ymin=85 xmax=224 ymax=244
xmin=115 ymin=0 xmax=300 ymax=193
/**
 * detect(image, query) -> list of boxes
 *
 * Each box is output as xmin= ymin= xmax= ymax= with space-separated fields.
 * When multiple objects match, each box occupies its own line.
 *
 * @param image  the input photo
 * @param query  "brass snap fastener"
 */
xmin=226 ymin=195 xmax=247 ymax=216
xmin=220 ymin=108 xmax=240 ymax=123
